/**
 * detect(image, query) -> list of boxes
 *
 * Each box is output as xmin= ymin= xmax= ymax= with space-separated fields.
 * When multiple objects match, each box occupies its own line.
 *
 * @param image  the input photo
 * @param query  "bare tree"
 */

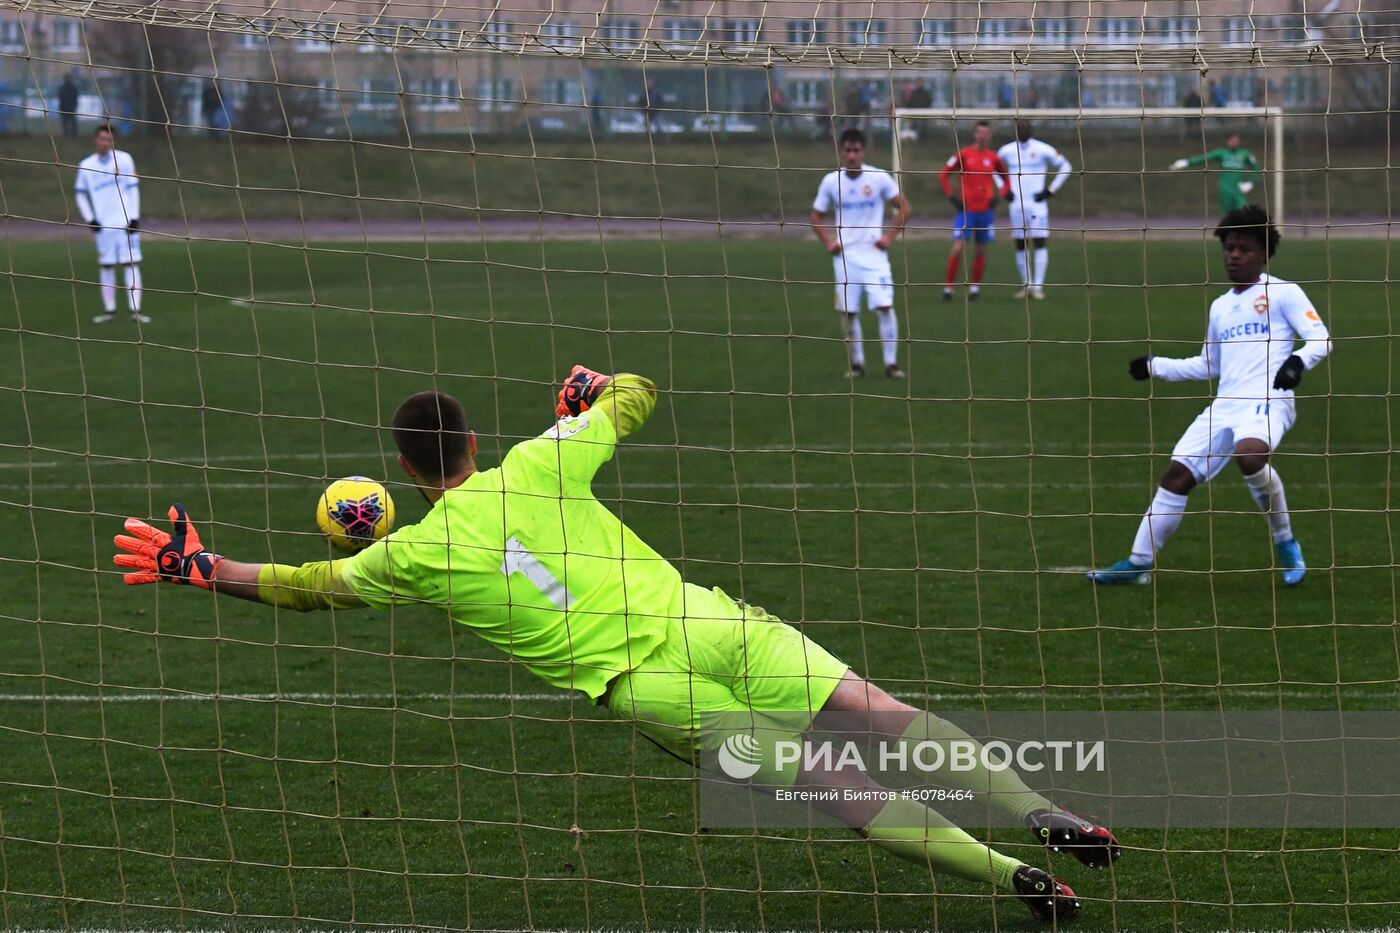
xmin=84 ymin=21 xmax=225 ymax=134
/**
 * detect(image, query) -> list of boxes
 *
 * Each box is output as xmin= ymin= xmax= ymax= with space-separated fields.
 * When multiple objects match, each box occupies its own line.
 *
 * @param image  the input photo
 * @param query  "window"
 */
xmin=539 ymin=20 xmax=580 ymax=51
xmin=662 ymin=18 xmax=704 ymax=44
xmin=1222 ymin=16 xmax=1254 ymax=45
xmin=600 ymin=17 xmax=641 ymax=50
xmin=966 ymin=77 xmax=1000 ymax=108
xmin=413 ymin=77 xmax=460 ymax=111
xmin=359 ymin=20 xmax=397 ymax=52
xmin=1221 ymin=76 xmax=1258 ymax=105
xmin=1036 ymin=18 xmax=1077 ymax=45
xmin=356 ymin=79 xmax=396 ymax=110
xmin=294 ymin=22 xmax=335 ymax=51
xmin=918 ymin=18 xmax=954 ymax=45
xmin=787 ymin=19 xmax=825 ymax=45
xmin=1150 ymin=16 xmax=1198 ymax=44
xmin=1273 ymin=15 xmax=1309 ymax=44
xmin=1283 ymin=73 xmax=1318 ymax=106
xmin=1097 ymin=17 xmax=1140 ymax=45
xmin=0 ymin=19 xmax=24 ymax=51
xmin=787 ymin=78 xmax=827 ymax=109
xmin=426 ymin=19 xmax=460 ymax=45
xmin=314 ymin=79 xmax=336 ymax=108
xmin=540 ymin=77 xmax=583 ymax=105
xmin=481 ymin=17 xmax=510 ymax=44
xmin=50 ymin=19 xmax=80 ymax=51
xmin=477 ymin=76 xmax=517 ymax=111
xmin=1099 ymin=75 xmax=1142 ymax=107
xmin=237 ymin=19 xmax=272 ymax=49
xmin=721 ymin=18 xmax=760 ymax=44
xmin=978 ymin=18 xmax=1020 ymax=43
xmin=846 ymin=19 xmax=887 ymax=46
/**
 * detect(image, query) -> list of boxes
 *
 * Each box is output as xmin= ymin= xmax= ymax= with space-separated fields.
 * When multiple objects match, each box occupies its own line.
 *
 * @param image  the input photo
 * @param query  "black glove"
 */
xmin=1129 ymin=356 xmax=1151 ymax=381
xmin=1272 ymin=354 xmax=1305 ymax=390
xmin=88 ymin=218 xmax=100 ymax=231
xmin=1006 ymin=190 xmax=1015 ymax=203
xmin=948 ymin=195 xmax=964 ymax=212
xmin=127 ymin=218 xmax=139 ymax=231
xmin=988 ymin=194 xmax=1001 ymax=210
xmin=1034 ymin=189 xmax=1054 ymax=202
xmin=113 ymin=503 xmax=223 ymax=589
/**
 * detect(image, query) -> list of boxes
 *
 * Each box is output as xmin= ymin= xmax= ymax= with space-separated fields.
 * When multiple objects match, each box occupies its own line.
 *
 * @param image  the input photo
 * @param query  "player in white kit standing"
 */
xmin=75 ymin=124 xmax=147 ymax=324
xmin=997 ymin=122 xmax=1071 ymax=300
xmin=810 ymin=128 xmax=911 ymax=379
xmin=1089 ymin=206 xmax=1332 ymax=586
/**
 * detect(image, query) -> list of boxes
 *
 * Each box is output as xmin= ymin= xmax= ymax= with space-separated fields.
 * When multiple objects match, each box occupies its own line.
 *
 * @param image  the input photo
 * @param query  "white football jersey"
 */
xmin=996 ymin=138 xmax=1070 ymax=202
xmin=75 ymin=149 xmax=140 ymax=230
xmin=812 ymin=166 xmax=900 ymax=256
xmin=1150 ymin=273 xmax=1332 ymax=402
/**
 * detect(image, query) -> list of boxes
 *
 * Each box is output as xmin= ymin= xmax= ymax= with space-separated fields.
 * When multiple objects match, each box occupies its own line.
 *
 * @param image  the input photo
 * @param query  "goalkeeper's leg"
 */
xmin=798 ymin=759 xmax=1016 ymax=886
xmin=819 ymin=673 xmax=1121 ymax=869
xmin=804 ymin=768 xmax=1080 ymax=922
xmin=821 ymin=674 xmax=1049 ymax=822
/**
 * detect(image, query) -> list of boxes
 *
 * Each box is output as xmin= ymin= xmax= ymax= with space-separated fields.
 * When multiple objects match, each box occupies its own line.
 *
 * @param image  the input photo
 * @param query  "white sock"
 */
xmin=123 ymin=265 xmax=143 ymax=312
xmin=1244 ymin=465 xmax=1293 ymax=543
xmin=845 ymin=314 xmax=866 ymax=368
xmin=1014 ymin=249 xmax=1028 ymax=285
xmin=99 ymin=266 xmax=117 ymax=312
xmin=1130 ymin=486 xmax=1190 ymax=565
xmin=1032 ymin=247 xmax=1049 ymax=286
xmin=876 ymin=308 xmax=898 ymax=367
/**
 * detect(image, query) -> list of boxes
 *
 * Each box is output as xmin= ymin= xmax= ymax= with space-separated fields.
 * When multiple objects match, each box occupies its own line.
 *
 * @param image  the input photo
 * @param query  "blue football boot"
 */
xmin=1087 ymin=558 xmax=1152 ymax=586
xmin=1276 ymin=538 xmax=1306 ymax=587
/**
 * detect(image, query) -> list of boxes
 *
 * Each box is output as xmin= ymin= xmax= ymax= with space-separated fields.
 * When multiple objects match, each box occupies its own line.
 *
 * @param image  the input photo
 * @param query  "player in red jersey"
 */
xmin=939 ymin=121 xmax=1011 ymax=301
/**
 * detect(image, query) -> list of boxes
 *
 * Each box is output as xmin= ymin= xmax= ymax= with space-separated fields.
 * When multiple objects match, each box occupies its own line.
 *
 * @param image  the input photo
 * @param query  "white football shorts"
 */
xmin=1170 ymin=397 xmax=1297 ymax=484
xmin=96 ymin=228 xmax=142 ymax=266
xmin=1007 ymin=200 xmax=1050 ymax=240
xmin=832 ymin=251 xmax=894 ymax=313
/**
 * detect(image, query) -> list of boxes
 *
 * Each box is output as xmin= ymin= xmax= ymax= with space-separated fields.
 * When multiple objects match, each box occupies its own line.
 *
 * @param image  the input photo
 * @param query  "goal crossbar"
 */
xmin=892 ymin=107 xmax=1286 ymax=226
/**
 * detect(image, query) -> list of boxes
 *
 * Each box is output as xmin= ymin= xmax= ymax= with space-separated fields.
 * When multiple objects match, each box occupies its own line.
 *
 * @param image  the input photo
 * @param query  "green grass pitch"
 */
xmin=2 ymin=233 xmax=1399 ymax=931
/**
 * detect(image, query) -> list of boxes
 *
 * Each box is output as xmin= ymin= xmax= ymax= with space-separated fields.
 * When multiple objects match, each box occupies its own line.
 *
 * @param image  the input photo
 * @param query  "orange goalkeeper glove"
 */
xmin=555 ymin=364 xmax=613 ymax=418
xmin=113 ymin=503 xmax=223 ymax=588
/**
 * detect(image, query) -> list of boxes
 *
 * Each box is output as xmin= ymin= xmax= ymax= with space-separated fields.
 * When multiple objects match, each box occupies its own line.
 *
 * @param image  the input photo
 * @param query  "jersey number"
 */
xmin=500 ymin=536 xmax=575 ymax=611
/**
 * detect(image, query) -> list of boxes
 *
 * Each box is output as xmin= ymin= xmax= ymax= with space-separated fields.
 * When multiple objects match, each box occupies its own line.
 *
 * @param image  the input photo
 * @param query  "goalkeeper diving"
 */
xmin=113 ymin=366 xmax=1120 ymax=922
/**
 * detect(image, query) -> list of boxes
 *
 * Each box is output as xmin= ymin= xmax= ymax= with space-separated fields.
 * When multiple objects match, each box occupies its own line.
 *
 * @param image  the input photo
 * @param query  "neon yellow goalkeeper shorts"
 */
xmin=605 ymin=583 xmax=849 ymax=765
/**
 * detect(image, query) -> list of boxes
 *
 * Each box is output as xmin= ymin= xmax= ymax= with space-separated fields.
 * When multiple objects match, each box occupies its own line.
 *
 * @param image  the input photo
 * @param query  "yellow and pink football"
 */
xmin=316 ymin=476 xmax=395 ymax=553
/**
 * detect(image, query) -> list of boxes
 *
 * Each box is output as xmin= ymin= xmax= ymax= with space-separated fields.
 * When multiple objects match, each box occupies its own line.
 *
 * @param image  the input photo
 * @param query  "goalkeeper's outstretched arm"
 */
xmin=112 ymin=503 xmax=371 ymax=611
xmin=116 ymin=369 xmax=657 ymax=611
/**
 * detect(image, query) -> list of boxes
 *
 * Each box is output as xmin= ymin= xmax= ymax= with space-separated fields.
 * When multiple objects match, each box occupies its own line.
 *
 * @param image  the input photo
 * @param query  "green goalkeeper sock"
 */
xmin=864 ymin=796 xmax=1020 ymax=889
xmin=895 ymin=712 xmax=1053 ymax=824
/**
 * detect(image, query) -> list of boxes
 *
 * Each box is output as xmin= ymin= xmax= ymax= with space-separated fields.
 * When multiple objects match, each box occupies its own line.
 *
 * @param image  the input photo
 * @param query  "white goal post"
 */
xmin=891 ymin=107 xmax=1287 ymax=227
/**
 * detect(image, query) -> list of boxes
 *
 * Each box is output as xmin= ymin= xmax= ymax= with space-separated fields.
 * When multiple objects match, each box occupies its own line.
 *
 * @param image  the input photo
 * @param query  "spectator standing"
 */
xmin=58 ymin=74 xmax=79 ymax=138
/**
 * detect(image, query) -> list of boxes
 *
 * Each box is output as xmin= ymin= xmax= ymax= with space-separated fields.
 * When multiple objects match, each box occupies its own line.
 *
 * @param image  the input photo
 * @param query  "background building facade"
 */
xmin=0 ymin=1 xmax=1390 ymax=137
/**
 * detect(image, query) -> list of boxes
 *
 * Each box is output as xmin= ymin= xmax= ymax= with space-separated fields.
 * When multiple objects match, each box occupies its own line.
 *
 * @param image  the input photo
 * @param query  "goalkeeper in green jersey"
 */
xmin=113 ymin=366 xmax=1120 ymax=922
xmin=1170 ymin=133 xmax=1261 ymax=213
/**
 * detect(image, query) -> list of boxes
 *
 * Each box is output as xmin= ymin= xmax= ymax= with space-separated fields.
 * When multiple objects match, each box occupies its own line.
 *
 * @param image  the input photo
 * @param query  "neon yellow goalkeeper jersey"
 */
xmin=340 ymin=377 xmax=672 ymax=699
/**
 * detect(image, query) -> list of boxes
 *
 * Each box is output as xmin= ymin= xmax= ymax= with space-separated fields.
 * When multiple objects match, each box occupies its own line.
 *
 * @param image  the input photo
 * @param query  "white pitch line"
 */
xmin=9 ymin=928 xmax=1398 ymax=933
xmin=0 ymin=686 xmax=1391 ymax=705
xmin=0 ymin=479 xmax=1364 ymax=493
xmin=0 ymin=441 xmax=1386 ymax=471
xmin=0 ymin=451 xmax=385 ymax=471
